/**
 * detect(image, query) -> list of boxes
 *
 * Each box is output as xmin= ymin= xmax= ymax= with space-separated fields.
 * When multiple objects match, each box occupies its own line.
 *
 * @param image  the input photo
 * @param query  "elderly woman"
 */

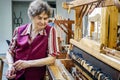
xmin=6 ymin=0 xmax=59 ymax=80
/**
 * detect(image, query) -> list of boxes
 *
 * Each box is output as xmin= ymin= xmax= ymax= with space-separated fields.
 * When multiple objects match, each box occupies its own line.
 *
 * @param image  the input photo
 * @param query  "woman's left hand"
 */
xmin=13 ymin=60 xmax=31 ymax=71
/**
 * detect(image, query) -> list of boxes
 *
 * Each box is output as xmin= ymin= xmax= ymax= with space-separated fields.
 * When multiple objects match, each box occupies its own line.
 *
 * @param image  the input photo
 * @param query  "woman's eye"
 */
xmin=44 ymin=18 xmax=48 ymax=20
xmin=38 ymin=17 xmax=42 ymax=20
xmin=37 ymin=16 xmax=48 ymax=20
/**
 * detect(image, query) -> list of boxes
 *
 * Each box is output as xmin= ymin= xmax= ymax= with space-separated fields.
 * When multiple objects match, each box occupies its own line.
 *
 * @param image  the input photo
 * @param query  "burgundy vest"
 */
xmin=14 ymin=24 xmax=51 ymax=80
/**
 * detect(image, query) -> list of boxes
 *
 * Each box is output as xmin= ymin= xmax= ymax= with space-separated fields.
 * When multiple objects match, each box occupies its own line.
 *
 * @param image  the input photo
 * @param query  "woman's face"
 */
xmin=32 ymin=11 xmax=49 ymax=31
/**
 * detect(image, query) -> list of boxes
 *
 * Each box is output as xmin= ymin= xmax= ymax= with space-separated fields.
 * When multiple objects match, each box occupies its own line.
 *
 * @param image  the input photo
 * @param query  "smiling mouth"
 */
xmin=38 ymin=24 xmax=45 ymax=27
xmin=38 ymin=23 xmax=45 ymax=26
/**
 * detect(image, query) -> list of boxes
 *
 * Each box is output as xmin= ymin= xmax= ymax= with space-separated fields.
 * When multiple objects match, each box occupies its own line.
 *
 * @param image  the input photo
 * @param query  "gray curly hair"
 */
xmin=28 ymin=0 xmax=51 ymax=19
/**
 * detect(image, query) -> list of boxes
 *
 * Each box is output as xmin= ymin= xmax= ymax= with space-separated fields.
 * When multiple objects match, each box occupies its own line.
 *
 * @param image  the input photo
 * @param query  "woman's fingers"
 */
xmin=16 ymin=66 xmax=22 ymax=71
xmin=13 ymin=60 xmax=31 ymax=71
xmin=14 ymin=60 xmax=22 ymax=67
xmin=6 ymin=73 xmax=16 ymax=79
xmin=13 ymin=60 xmax=23 ymax=70
xmin=11 ymin=67 xmax=16 ymax=74
xmin=6 ymin=68 xmax=16 ymax=79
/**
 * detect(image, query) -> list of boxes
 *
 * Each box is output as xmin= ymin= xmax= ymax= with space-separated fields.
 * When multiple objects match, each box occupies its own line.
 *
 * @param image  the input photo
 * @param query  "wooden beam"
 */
xmin=103 ymin=0 xmax=115 ymax=6
xmin=54 ymin=19 xmax=74 ymax=44
xmin=62 ymin=0 xmax=115 ymax=9
xmin=62 ymin=0 xmax=100 ymax=9
xmin=55 ymin=22 xmax=68 ymax=35
xmin=62 ymin=23 xmax=74 ymax=35
xmin=54 ymin=20 xmax=74 ymax=35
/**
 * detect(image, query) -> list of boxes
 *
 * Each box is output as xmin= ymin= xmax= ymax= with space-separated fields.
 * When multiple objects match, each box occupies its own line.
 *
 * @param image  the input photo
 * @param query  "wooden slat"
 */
xmin=54 ymin=20 xmax=74 ymax=24
xmin=85 ymin=3 xmax=93 ymax=15
xmin=88 ymin=0 xmax=102 ymax=14
xmin=81 ymin=5 xmax=88 ymax=17
xmin=48 ymin=59 xmax=74 ymax=80
xmin=62 ymin=23 xmax=74 ymax=35
xmin=55 ymin=22 xmax=68 ymax=35
xmin=47 ymin=65 xmax=65 ymax=80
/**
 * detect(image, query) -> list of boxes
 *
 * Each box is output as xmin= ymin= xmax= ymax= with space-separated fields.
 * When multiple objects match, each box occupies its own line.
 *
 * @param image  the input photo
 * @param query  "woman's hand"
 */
xmin=6 ymin=66 xmax=16 ymax=79
xmin=13 ymin=60 xmax=31 ymax=71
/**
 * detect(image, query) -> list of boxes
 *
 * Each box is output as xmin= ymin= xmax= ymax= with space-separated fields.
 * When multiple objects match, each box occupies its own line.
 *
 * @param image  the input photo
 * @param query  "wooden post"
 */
xmin=74 ymin=7 xmax=83 ymax=41
xmin=108 ymin=6 xmax=118 ymax=48
xmin=100 ymin=6 xmax=118 ymax=48
xmin=67 ymin=19 xmax=73 ymax=44
xmin=100 ymin=7 xmax=109 ymax=47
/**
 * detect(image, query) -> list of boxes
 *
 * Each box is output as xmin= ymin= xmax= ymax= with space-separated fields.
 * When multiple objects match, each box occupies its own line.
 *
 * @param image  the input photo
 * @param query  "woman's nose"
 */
xmin=40 ymin=19 xmax=45 ymax=24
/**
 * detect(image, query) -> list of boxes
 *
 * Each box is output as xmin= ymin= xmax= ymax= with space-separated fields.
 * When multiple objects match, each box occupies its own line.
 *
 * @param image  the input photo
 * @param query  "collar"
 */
xmin=21 ymin=23 xmax=47 ymax=36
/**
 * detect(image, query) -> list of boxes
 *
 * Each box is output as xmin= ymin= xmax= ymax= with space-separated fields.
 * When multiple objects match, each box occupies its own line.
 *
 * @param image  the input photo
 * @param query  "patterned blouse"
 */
xmin=8 ymin=23 xmax=59 ymax=57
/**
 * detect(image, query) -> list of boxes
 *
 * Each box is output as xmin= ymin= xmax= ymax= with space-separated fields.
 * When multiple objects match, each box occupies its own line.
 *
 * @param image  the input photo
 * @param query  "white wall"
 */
xmin=0 ymin=0 xmax=12 ymax=54
xmin=56 ymin=0 xmax=74 ymax=20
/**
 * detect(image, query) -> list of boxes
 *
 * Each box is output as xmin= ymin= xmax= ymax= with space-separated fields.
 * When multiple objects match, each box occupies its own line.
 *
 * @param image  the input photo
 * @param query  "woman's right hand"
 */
xmin=6 ymin=66 xmax=16 ymax=79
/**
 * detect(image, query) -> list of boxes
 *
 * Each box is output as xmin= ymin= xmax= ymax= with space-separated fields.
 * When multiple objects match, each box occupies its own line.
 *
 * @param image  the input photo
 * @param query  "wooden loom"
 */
xmin=47 ymin=0 xmax=120 ymax=80
xmin=62 ymin=0 xmax=120 ymax=58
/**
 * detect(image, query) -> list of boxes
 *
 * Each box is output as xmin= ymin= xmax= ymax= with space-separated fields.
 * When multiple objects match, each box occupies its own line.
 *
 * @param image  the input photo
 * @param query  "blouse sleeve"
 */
xmin=8 ymin=27 xmax=18 ymax=56
xmin=48 ymin=27 xmax=60 ymax=56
